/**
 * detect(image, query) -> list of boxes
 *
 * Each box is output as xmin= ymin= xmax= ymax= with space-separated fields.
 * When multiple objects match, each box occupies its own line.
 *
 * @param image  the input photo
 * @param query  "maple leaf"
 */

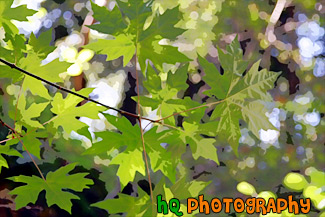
xmin=50 ymin=88 xmax=106 ymax=134
xmin=5 ymin=130 xmax=47 ymax=159
xmin=83 ymin=114 xmax=143 ymax=187
xmin=28 ymin=30 xmax=55 ymax=59
xmin=180 ymin=122 xmax=219 ymax=164
xmin=137 ymin=64 xmax=190 ymax=125
xmin=16 ymin=92 xmax=49 ymax=129
xmin=0 ymin=0 xmax=36 ymax=23
xmin=0 ymin=144 xmax=22 ymax=173
xmin=8 ymin=163 xmax=94 ymax=214
xmin=85 ymin=0 xmax=190 ymax=71
xmin=20 ymin=52 xmax=72 ymax=99
xmin=199 ymin=39 xmax=279 ymax=154
xmin=89 ymin=1 xmax=127 ymax=35
xmin=84 ymin=116 xmax=178 ymax=184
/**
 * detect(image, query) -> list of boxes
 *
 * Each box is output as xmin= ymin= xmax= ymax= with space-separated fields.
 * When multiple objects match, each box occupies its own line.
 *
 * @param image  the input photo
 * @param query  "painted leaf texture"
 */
xmin=8 ymin=163 xmax=94 ymax=214
xmin=50 ymin=88 xmax=106 ymax=134
xmin=0 ymin=0 xmax=36 ymax=24
xmin=83 ymin=114 xmax=178 ymax=185
xmin=5 ymin=130 xmax=47 ymax=160
xmin=83 ymin=114 xmax=146 ymax=187
xmin=199 ymin=39 xmax=279 ymax=154
xmin=84 ymin=0 xmax=190 ymax=71
xmin=137 ymin=64 xmax=190 ymax=125
xmin=1 ymin=28 xmax=71 ymax=96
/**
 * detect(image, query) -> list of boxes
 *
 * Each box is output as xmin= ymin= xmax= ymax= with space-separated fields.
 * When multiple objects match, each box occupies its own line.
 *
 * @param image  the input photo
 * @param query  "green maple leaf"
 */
xmin=117 ymin=0 xmax=152 ymax=36
xmin=211 ymin=101 xmax=242 ymax=155
xmin=238 ymin=100 xmax=276 ymax=138
xmin=85 ymin=0 xmax=190 ymax=71
xmin=83 ymin=114 xmax=141 ymax=156
xmin=138 ymin=64 xmax=190 ymax=125
xmin=8 ymin=163 xmax=94 ymax=214
xmin=0 ymin=143 xmax=22 ymax=173
xmin=211 ymin=60 xmax=278 ymax=141
xmin=82 ymin=131 xmax=124 ymax=156
xmin=135 ymin=6 xmax=190 ymax=71
xmin=181 ymin=122 xmax=219 ymax=164
xmin=49 ymin=137 xmax=95 ymax=169
xmin=144 ymin=126 xmax=177 ymax=183
xmin=89 ymin=1 xmax=127 ymax=35
xmin=165 ymin=97 xmax=206 ymax=124
xmin=84 ymin=115 xmax=179 ymax=185
xmin=0 ymin=0 xmax=36 ymax=26
xmin=28 ymin=30 xmax=55 ymax=58
xmin=84 ymin=34 xmax=135 ymax=67
xmin=198 ymin=54 xmax=231 ymax=99
xmin=138 ymin=40 xmax=190 ymax=72
xmin=198 ymin=38 xmax=248 ymax=99
xmin=200 ymin=39 xmax=279 ymax=154
xmin=0 ymin=22 xmax=26 ymax=64
xmin=6 ymin=130 xmax=47 ymax=159
xmin=50 ymin=88 xmax=106 ymax=134
xmin=171 ymin=177 xmax=210 ymax=199
xmin=110 ymin=148 xmax=146 ymax=187
xmin=228 ymin=60 xmax=278 ymax=102
xmin=1 ymin=29 xmax=57 ymax=82
xmin=139 ymin=7 xmax=184 ymax=41
xmin=20 ymin=52 xmax=71 ymax=99
xmin=217 ymin=36 xmax=248 ymax=77
xmin=0 ymin=64 xmax=23 ymax=82
xmin=16 ymin=92 xmax=49 ymax=129
xmin=83 ymin=114 xmax=143 ymax=187
xmin=92 ymin=188 xmax=150 ymax=216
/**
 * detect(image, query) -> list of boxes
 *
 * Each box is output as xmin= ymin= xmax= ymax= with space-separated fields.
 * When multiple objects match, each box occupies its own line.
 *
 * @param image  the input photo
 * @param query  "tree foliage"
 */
xmin=0 ymin=0 xmax=324 ymax=216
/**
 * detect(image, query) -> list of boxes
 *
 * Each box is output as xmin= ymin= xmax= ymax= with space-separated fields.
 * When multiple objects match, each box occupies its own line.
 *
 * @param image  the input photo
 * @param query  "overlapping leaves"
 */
xmin=138 ymin=64 xmax=189 ymax=125
xmin=83 ymin=114 xmax=178 ymax=185
xmin=50 ymin=88 xmax=105 ymax=134
xmin=199 ymin=39 xmax=279 ymax=154
xmin=84 ymin=0 xmax=190 ymax=70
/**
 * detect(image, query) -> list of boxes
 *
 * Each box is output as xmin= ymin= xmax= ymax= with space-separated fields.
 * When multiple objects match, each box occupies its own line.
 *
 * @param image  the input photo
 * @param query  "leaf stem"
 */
xmin=0 ymin=116 xmax=57 ymax=144
xmin=0 ymin=119 xmax=46 ymax=181
xmin=0 ymin=58 xmax=228 ymax=127
xmin=134 ymin=50 xmax=154 ymax=203
xmin=13 ymin=79 xmax=24 ymax=129
xmin=156 ymin=98 xmax=226 ymax=122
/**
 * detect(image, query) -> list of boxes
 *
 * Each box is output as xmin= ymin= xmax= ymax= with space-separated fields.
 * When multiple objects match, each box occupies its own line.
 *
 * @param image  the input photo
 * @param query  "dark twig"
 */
xmin=0 ymin=58 xmax=157 ymax=123
xmin=0 ymin=119 xmax=46 ymax=181
xmin=134 ymin=50 xmax=154 ymax=202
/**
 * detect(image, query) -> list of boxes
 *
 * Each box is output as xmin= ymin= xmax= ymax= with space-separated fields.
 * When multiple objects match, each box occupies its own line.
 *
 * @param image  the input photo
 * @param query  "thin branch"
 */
xmin=156 ymin=99 xmax=226 ymax=122
xmin=0 ymin=58 xmax=156 ymax=123
xmin=154 ymin=121 xmax=185 ymax=132
xmin=0 ymin=119 xmax=46 ymax=181
xmin=143 ymin=121 xmax=152 ymax=132
xmin=134 ymin=50 xmax=154 ymax=202
xmin=0 ymin=116 xmax=57 ymax=144
xmin=0 ymin=58 xmax=229 ymax=127
xmin=13 ymin=79 xmax=24 ymax=129
xmin=0 ymin=137 xmax=14 ymax=144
